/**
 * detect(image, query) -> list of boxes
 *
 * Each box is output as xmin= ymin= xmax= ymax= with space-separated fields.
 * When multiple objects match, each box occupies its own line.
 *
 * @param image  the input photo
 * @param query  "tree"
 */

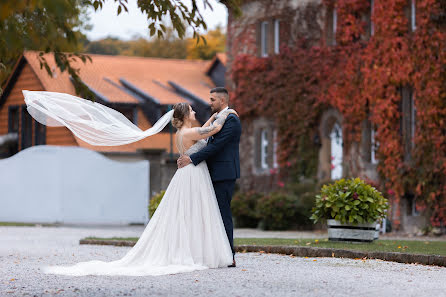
xmin=187 ymin=26 xmax=226 ymax=60
xmin=0 ymin=0 xmax=241 ymax=97
xmin=0 ymin=0 xmax=89 ymax=93
xmin=85 ymin=37 xmax=129 ymax=55
xmin=124 ymin=30 xmax=188 ymax=59
xmin=84 ymin=28 xmax=188 ymax=59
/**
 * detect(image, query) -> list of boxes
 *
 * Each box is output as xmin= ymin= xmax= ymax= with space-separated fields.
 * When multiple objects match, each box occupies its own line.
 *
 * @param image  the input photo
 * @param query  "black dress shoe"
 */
xmin=228 ymin=260 xmax=236 ymax=268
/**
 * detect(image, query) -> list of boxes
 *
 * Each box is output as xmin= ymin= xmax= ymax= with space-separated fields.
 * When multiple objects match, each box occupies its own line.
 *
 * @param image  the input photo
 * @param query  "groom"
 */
xmin=177 ymin=87 xmax=241 ymax=267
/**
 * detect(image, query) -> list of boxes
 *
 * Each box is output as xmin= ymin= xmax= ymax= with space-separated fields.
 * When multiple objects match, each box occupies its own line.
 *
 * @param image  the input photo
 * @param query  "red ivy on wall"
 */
xmin=231 ymin=0 xmax=445 ymax=229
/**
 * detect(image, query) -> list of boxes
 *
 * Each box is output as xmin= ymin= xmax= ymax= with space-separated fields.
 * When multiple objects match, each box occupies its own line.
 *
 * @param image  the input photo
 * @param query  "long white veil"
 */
xmin=22 ymin=90 xmax=174 ymax=146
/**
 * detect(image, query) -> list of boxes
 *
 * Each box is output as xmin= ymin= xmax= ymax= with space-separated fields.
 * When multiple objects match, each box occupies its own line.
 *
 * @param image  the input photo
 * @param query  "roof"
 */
xmin=1 ymin=51 xmax=222 ymax=154
xmin=205 ymin=52 xmax=227 ymax=74
xmin=23 ymin=51 xmax=214 ymax=105
xmin=216 ymin=53 xmax=227 ymax=66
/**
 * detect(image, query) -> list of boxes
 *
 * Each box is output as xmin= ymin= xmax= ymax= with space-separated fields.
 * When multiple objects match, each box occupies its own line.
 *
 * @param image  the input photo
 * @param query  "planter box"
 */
xmin=327 ymin=219 xmax=379 ymax=242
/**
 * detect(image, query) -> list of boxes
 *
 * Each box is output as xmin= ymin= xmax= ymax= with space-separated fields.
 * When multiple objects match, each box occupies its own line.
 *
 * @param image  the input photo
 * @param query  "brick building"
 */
xmin=225 ymin=0 xmax=424 ymax=232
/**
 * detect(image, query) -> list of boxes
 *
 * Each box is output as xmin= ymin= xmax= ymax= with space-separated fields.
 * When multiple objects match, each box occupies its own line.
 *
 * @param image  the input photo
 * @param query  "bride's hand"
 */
xmin=227 ymin=109 xmax=238 ymax=117
xmin=222 ymin=109 xmax=238 ymax=119
xmin=177 ymin=155 xmax=192 ymax=168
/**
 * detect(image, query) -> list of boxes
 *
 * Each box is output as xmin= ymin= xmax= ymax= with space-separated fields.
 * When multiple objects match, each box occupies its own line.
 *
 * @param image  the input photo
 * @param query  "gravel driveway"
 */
xmin=1 ymin=226 xmax=445 ymax=297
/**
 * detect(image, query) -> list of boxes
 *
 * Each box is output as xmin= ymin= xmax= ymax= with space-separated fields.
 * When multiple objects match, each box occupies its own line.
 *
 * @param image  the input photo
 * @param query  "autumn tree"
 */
xmin=187 ymin=26 xmax=226 ymax=60
xmin=84 ymin=25 xmax=226 ymax=60
xmin=0 ymin=0 xmax=241 ymax=97
xmin=0 ymin=0 xmax=89 ymax=89
xmin=84 ymin=28 xmax=188 ymax=59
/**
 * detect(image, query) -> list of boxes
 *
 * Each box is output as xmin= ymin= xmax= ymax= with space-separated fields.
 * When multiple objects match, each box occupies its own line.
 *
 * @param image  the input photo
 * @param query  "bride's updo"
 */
xmin=172 ymin=102 xmax=190 ymax=129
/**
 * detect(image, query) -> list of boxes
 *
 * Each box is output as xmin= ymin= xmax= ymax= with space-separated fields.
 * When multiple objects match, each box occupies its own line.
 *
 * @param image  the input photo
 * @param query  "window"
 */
xmin=410 ymin=91 xmax=416 ymax=148
xmin=273 ymin=130 xmax=278 ymax=168
xmin=327 ymin=5 xmax=338 ymax=46
xmin=258 ymin=19 xmax=281 ymax=57
xmin=330 ymin=122 xmax=343 ymax=179
xmin=371 ymin=127 xmax=379 ymax=164
xmin=370 ymin=0 xmax=375 ymax=36
xmin=21 ymin=107 xmax=32 ymax=150
xmin=274 ymin=20 xmax=280 ymax=54
xmin=35 ymin=121 xmax=46 ymax=145
xmin=400 ymin=86 xmax=416 ymax=161
xmin=260 ymin=129 xmax=269 ymax=169
xmin=117 ymin=107 xmax=137 ymax=124
xmin=8 ymin=106 xmax=19 ymax=154
xmin=8 ymin=106 xmax=19 ymax=133
xmin=363 ymin=119 xmax=379 ymax=164
xmin=411 ymin=0 xmax=416 ymax=31
xmin=261 ymin=21 xmax=269 ymax=57
xmin=407 ymin=194 xmax=420 ymax=216
xmin=333 ymin=7 xmax=338 ymax=45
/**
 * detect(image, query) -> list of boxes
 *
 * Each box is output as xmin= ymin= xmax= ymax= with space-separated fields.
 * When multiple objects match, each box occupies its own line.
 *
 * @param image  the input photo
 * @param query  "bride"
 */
xmin=22 ymin=91 xmax=237 ymax=276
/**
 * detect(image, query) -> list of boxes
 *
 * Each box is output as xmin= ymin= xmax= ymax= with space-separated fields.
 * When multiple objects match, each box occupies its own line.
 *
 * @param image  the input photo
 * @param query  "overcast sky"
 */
xmin=82 ymin=0 xmax=228 ymax=41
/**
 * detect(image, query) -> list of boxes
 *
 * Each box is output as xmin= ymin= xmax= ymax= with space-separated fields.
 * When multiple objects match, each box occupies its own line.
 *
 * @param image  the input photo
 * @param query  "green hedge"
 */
xmin=231 ymin=191 xmax=262 ymax=228
xmin=150 ymin=182 xmax=318 ymax=231
xmin=232 ymin=182 xmax=318 ymax=230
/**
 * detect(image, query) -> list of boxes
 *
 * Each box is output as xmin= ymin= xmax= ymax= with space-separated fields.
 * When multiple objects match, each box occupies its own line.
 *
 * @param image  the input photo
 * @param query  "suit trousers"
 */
xmin=212 ymin=179 xmax=236 ymax=257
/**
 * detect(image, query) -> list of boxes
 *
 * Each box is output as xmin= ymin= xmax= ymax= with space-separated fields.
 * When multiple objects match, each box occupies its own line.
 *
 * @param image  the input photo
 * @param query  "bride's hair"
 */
xmin=172 ymin=103 xmax=190 ymax=129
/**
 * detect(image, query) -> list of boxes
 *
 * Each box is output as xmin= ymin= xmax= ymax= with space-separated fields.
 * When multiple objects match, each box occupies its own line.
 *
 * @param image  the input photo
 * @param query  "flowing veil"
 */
xmin=22 ymin=90 xmax=174 ymax=146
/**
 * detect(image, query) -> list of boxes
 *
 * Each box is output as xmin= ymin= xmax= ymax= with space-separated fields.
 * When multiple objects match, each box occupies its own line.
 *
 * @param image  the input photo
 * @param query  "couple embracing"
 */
xmin=24 ymin=87 xmax=242 ymax=276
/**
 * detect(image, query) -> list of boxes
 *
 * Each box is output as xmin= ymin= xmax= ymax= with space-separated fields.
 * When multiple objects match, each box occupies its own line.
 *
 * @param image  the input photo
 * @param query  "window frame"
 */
xmin=8 ymin=105 xmax=20 ymax=133
xmin=260 ymin=21 xmax=269 ymax=57
xmin=411 ymin=0 xmax=416 ymax=32
xmin=333 ymin=7 xmax=338 ymax=46
xmin=370 ymin=0 xmax=375 ymax=36
xmin=274 ymin=19 xmax=280 ymax=54
xmin=371 ymin=127 xmax=379 ymax=164
xmin=260 ymin=129 xmax=269 ymax=170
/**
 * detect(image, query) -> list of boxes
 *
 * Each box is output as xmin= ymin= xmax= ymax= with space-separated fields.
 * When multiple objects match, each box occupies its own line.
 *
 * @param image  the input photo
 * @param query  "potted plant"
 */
xmin=310 ymin=178 xmax=389 ymax=242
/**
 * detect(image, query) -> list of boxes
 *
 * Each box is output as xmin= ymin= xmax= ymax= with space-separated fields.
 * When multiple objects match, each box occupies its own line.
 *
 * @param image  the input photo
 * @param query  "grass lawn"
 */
xmin=83 ymin=237 xmax=446 ymax=256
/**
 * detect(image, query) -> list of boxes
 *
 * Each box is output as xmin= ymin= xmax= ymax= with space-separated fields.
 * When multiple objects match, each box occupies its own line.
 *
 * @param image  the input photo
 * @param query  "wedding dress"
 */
xmin=20 ymin=91 xmax=234 ymax=276
xmin=42 ymin=138 xmax=233 ymax=276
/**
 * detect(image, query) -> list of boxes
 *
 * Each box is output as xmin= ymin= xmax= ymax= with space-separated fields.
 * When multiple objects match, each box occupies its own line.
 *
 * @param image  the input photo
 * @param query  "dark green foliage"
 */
xmin=148 ymin=190 xmax=165 ymax=217
xmin=231 ymin=191 xmax=262 ymax=228
xmin=310 ymin=178 xmax=389 ymax=225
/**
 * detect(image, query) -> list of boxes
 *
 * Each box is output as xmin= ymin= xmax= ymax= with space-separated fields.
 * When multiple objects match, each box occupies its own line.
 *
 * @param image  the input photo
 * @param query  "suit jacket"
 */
xmin=190 ymin=114 xmax=241 ymax=182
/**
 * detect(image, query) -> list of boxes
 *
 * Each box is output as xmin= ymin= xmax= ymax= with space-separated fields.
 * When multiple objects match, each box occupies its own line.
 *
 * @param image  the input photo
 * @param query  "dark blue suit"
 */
xmin=190 ymin=113 xmax=241 ymax=255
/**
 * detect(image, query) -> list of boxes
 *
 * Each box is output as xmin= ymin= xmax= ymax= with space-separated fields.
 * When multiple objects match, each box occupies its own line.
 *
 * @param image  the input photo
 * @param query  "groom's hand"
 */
xmin=177 ymin=155 xmax=192 ymax=168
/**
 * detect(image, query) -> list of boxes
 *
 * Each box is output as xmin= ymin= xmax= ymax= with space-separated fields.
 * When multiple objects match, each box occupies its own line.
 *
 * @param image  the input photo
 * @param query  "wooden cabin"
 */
xmin=0 ymin=51 xmax=226 ymax=158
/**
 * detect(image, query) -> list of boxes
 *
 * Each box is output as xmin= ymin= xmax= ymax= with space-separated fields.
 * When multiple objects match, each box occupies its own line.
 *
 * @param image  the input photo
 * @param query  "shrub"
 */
xmin=256 ymin=192 xmax=300 ymax=230
xmin=285 ymin=182 xmax=318 ymax=227
xmin=310 ymin=178 xmax=389 ymax=225
xmin=231 ymin=191 xmax=261 ymax=228
xmin=148 ymin=190 xmax=165 ymax=217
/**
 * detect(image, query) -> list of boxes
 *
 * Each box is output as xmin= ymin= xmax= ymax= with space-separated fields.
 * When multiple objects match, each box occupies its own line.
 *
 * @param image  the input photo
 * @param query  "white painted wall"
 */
xmin=0 ymin=146 xmax=149 ymax=225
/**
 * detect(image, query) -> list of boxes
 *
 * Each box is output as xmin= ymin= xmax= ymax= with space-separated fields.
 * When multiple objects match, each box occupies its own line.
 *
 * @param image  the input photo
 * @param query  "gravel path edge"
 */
xmin=78 ymin=239 xmax=446 ymax=267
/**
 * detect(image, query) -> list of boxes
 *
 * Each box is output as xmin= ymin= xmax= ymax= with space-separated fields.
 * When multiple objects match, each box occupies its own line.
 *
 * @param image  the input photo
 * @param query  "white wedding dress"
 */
xmin=42 ymin=139 xmax=234 ymax=276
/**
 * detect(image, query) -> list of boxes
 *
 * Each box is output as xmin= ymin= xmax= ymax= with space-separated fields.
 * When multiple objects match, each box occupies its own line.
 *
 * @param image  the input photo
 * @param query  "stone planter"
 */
xmin=327 ymin=219 xmax=379 ymax=242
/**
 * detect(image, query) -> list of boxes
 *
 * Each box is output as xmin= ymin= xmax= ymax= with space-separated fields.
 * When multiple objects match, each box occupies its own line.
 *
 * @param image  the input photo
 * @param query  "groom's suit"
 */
xmin=189 ymin=113 xmax=241 ymax=255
